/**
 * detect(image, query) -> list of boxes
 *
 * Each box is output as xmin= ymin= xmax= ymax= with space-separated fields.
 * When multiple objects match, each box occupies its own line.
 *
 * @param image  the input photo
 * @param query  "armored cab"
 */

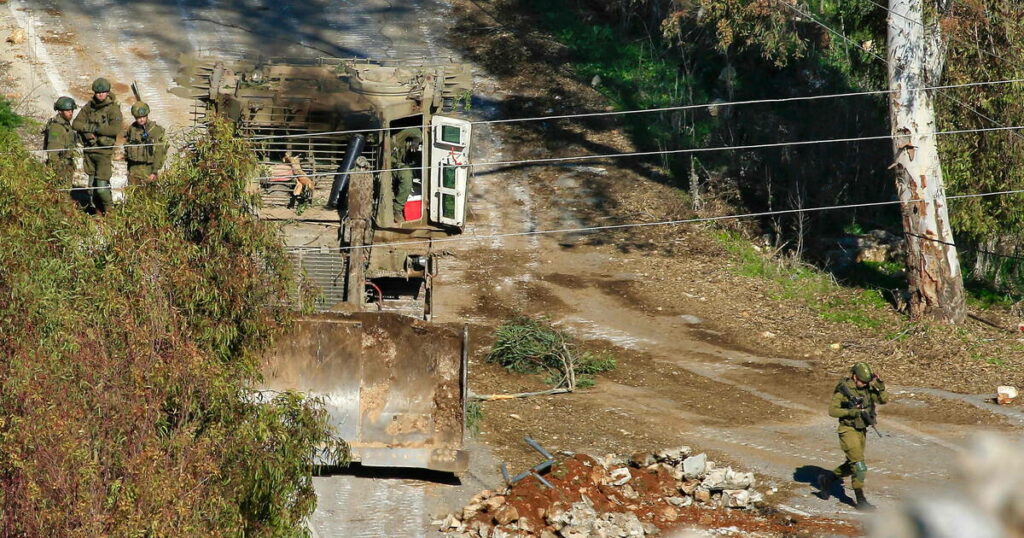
xmin=174 ymin=55 xmax=473 ymax=318
xmin=172 ymin=56 xmax=474 ymax=472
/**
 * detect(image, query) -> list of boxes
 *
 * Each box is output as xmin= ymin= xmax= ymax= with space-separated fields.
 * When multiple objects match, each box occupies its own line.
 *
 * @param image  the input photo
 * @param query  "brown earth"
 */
xmin=439 ymin=0 xmax=1024 ymax=526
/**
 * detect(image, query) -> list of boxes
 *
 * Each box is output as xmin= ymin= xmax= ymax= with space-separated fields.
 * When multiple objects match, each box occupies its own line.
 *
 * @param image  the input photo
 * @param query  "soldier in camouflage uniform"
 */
xmin=818 ymin=362 xmax=888 ymax=511
xmin=72 ymin=78 xmax=123 ymax=214
xmin=124 ymin=102 xmax=167 ymax=184
xmin=390 ymin=127 xmax=422 ymax=223
xmin=43 ymin=96 xmax=78 ymax=186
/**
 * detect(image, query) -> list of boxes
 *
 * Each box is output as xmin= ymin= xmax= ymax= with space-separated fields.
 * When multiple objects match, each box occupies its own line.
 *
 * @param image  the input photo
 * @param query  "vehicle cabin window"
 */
xmin=441 ymin=125 xmax=462 ymax=145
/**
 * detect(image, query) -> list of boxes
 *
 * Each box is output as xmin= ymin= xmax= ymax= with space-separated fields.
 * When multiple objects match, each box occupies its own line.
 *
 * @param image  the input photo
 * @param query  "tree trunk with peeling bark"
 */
xmin=887 ymin=0 xmax=966 ymax=324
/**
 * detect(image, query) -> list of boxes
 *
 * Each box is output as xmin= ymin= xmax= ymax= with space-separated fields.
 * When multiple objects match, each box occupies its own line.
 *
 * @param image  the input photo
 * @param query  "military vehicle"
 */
xmin=172 ymin=55 xmax=473 ymax=472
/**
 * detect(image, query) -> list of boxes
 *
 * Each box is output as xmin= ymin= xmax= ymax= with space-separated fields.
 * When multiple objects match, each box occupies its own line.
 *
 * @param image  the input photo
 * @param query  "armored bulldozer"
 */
xmin=172 ymin=55 xmax=474 ymax=472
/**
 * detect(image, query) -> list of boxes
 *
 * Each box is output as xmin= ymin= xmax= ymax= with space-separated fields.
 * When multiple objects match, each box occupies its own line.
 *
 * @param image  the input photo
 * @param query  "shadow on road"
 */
xmin=316 ymin=463 xmax=462 ymax=486
xmin=794 ymin=465 xmax=855 ymax=507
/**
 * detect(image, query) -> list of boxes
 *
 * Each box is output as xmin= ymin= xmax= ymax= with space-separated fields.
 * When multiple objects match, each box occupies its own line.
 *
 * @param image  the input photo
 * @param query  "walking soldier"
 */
xmin=124 ymin=102 xmax=166 ymax=184
xmin=72 ymin=77 xmax=123 ymax=214
xmin=819 ymin=361 xmax=888 ymax=511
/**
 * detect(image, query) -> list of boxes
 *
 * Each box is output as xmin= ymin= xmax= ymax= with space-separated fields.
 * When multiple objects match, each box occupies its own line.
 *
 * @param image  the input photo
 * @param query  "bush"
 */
xmin=0 ymin=119 xmax=346 ymax=535
xmin=487 ymin=316 xmax=616 ymax=389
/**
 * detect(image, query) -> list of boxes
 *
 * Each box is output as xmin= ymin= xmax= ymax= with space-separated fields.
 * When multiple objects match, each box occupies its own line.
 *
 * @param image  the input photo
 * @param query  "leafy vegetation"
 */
xmin=0 ymin=119 xmax=346 ymax=535
xmin=487 ymin=316 xmax=616 ymax=389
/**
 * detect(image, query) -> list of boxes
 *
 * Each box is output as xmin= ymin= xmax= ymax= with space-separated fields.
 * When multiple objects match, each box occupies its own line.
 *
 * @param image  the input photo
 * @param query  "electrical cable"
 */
xmin=23 ymin=77 xmax=1024 ymax=154
xmin=284 ymin=187 xmax=1024 ymax=253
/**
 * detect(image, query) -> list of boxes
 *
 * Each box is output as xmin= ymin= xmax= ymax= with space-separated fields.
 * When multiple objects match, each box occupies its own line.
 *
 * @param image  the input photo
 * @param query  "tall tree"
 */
xmin=887 ymin=0 xmax=966 ymax=323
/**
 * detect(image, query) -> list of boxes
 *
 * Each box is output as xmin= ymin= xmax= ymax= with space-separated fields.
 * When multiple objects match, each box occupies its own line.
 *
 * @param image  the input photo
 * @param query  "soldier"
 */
xmin=43 ymin=96 xmax=78 ymax=186
xmin=818 ymin=362 xmax=888 ymax=511
xmin=390 ymin=127 xmax=422 ymax=223
xmin=72 ymin=77 xmax=123 ymax=214
xmin=124 ymin=102 xmax=166 ymax=184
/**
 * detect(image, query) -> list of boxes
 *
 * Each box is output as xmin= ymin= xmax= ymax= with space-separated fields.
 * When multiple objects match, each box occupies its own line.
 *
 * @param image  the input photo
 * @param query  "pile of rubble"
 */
xmin=439 ymin=447 xmax=765 ymax=537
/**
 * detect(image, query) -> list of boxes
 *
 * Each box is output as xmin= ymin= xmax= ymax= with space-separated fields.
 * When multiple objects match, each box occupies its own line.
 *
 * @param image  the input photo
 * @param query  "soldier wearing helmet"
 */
xmin=818 ymin=362 xmax=888 ymax=511
xmin=124 ymin=101 xmax=166 ymax=184
xmin=72 ymin=77 xmax=123 ymax=214
xmin=43 ymin=96 xmax=79 ymax=186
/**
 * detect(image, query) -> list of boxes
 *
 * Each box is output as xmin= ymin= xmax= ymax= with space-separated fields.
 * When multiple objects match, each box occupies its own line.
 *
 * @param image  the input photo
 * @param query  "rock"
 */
xmin=721 ymin=468 xmax=755 ymax=489
xmin=748 ymin=491 xmax=765 ymax=504
xmin=679 ymin=479 xmax=699 ymax=495
xmin=683 ymin=453 xmax=707 ymax=479
xmin=463 ymin=503 xmax=483 ymax=521
xmin=701 ymin=468 xmax=728 ymax=490
xmin=629 ymin=452 xmax=656 ymax=468
xmin=609 ymin=467 xmax=632 ymax=486
xmin=621 ymin=484 xmax=640 ymax=500
xmin=641 ymin=522 xmax=660 ymax=535
xmin=491 ymin=528 xmax=511 ymax=538
xmin=6 ymin=29 xmax=25 ymax=45
xmin=679 ymin=315 xmax=702 ymax=325
xmin=657 ymin=505 xmax=679 ymax=522
xmin=695 ymin=488 xmax=711 ymax=503
xmin=493 ymin=504 xmax=520 ymax=526
xmin=441 ymin=514 xmax=464 ymax=530
xmin=540 ymin=531 xmax=557 ymax=538
xmin=761 ymin=330 xmax=776 ymax=339
xmin=545 ymin=502 xmax=566 ymax=527
xmin=589 ymin=467 xmax=607 ymax=485
xmin=997 ymin=386 xmax=1018 ymax=405
xmin=470 ymin=490 xmax=494 ymax=505
xmin=599 ymin=453 xmax=627 ymax=469
xmin=467 ymin=520 xmax=491 ymax=538
xmin=483 ymin=495 xmax=506 ymax=512
xmin=647 ymin=462 xmax=681 ymax=481
xmin=655 ymin=446 xmax=692 ymax=465
xmin=518 ymin=517 xmax=534 ymax=533
xmin=723 ymin=489 xmax=751 ymax=508
xmin=666 ymin=496 xmax=693 ymax=508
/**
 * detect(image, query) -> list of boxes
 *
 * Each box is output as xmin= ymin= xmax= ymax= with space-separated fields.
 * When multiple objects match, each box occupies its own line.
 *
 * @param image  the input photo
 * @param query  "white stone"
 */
xmin=609 ymin=467 xmax=632 ymax=486
xmin=666 ymin=496 xmax=693 ymax=508
xmin=683 ymin=453 xmax=707 ymax=479
xmin=723 ymin=489 xmax=751 ymax=508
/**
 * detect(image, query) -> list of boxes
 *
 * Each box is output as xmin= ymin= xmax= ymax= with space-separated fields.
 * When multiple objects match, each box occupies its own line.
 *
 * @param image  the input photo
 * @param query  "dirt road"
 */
xmin=5 ymin=0 xmax=1023 ymax=535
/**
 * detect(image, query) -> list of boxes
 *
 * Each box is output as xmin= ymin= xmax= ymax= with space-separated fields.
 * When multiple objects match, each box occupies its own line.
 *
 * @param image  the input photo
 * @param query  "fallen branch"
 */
xmin=469 ymin=388 xmax=572 ymax=401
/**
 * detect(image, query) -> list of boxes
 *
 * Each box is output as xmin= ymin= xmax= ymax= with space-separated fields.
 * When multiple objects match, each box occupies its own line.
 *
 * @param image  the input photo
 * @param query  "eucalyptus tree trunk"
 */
xmin=887 ymin=0 xmax=966 ymax=324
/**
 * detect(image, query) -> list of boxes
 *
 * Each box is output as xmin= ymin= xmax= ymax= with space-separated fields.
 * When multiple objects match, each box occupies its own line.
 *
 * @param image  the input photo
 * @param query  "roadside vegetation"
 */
xmin=0 ymin=118 xmax=346 ymax=535
xmin=488 ymin=316 xmax=616 ymax=390
xmin=526 ymin=0 xmax=1024 ymax=302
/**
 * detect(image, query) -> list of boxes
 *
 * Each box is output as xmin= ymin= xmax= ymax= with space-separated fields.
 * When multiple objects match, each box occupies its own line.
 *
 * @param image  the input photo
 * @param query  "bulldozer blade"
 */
xmin=262 ymin=312 xmax=468 ymax=473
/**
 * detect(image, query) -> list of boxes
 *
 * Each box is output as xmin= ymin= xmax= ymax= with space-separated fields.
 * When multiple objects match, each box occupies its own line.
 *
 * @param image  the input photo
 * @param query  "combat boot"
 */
xmin=816 ymin=472 xmax=838 ymax=500
xmin=854 ymin=488 xmax=876 ymax=511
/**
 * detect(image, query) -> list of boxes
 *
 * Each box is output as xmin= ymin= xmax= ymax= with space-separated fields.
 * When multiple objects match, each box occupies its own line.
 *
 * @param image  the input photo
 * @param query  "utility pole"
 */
xmin=887 ymin=0 xmax=966 ymax=324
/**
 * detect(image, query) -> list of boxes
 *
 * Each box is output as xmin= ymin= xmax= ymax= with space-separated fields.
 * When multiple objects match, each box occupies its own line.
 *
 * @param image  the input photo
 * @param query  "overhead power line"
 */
xmin=52 ymin=122 xmax=1024 ymax=192
xmin=23 ymin=77 xmax=1024 ymax=155
xmin=285 ymin=187 xmax=1024 ymax=253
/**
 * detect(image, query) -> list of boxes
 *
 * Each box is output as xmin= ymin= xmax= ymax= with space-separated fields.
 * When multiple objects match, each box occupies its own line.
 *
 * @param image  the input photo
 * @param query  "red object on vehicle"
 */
xmin=404 ymin=198 xmax=422 ymax=221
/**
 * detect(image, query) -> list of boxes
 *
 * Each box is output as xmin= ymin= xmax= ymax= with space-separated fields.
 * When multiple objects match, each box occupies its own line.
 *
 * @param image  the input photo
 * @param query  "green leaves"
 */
xmin=0 ymin=118 xmax=343 ymax=535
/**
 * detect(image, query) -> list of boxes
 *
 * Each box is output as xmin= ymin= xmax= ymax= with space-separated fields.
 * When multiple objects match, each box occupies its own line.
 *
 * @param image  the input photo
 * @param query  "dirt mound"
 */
xmin=439 ymin=448 xmax=859 ymax=537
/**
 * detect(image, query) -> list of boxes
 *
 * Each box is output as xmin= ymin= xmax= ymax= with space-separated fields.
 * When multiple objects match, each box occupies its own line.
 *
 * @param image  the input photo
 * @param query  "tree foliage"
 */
xmin=0 ymin=119 xmax=347 ymax=535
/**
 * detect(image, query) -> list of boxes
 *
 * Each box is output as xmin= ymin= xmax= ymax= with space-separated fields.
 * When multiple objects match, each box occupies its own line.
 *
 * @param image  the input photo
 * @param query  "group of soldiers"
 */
xmin=42 ymin=77 xmax=167 ymax=214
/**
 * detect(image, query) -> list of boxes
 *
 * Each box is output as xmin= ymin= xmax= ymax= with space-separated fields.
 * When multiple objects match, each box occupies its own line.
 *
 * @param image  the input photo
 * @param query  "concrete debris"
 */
xmin=683 ymin=453 xmax=708 ymax=479
xmin=996 ymin=386 xmax=1018 ymax=405
xmin=441 ymin=449 xmax=764 ymax=538
xmin=609 ymin=467 xmax=632 ymax=486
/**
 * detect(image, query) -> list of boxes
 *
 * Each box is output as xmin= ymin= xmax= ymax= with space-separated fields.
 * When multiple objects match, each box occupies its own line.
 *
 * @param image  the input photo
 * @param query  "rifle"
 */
xmin=838 ymin=382 xmax=882 ymax=438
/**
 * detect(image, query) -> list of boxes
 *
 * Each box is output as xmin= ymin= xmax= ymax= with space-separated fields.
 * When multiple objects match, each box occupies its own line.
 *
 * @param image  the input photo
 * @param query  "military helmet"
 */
xmin=851 ymin=362 xmax=873 ymax=383
xmin=91 ymin=77 xmax=111 ymax=93
xmin=130 ymin=102 xmax=151 ymax=118
xmin=54 ymin=96 xmax=77 ymax=111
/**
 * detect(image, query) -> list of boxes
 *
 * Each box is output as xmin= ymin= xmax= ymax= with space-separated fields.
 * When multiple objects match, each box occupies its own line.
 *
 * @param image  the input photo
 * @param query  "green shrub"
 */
xmin=488 ymin=316 xmax=615 ymax=389
xmin=0 ymin=119 xmax=346 ymax=535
